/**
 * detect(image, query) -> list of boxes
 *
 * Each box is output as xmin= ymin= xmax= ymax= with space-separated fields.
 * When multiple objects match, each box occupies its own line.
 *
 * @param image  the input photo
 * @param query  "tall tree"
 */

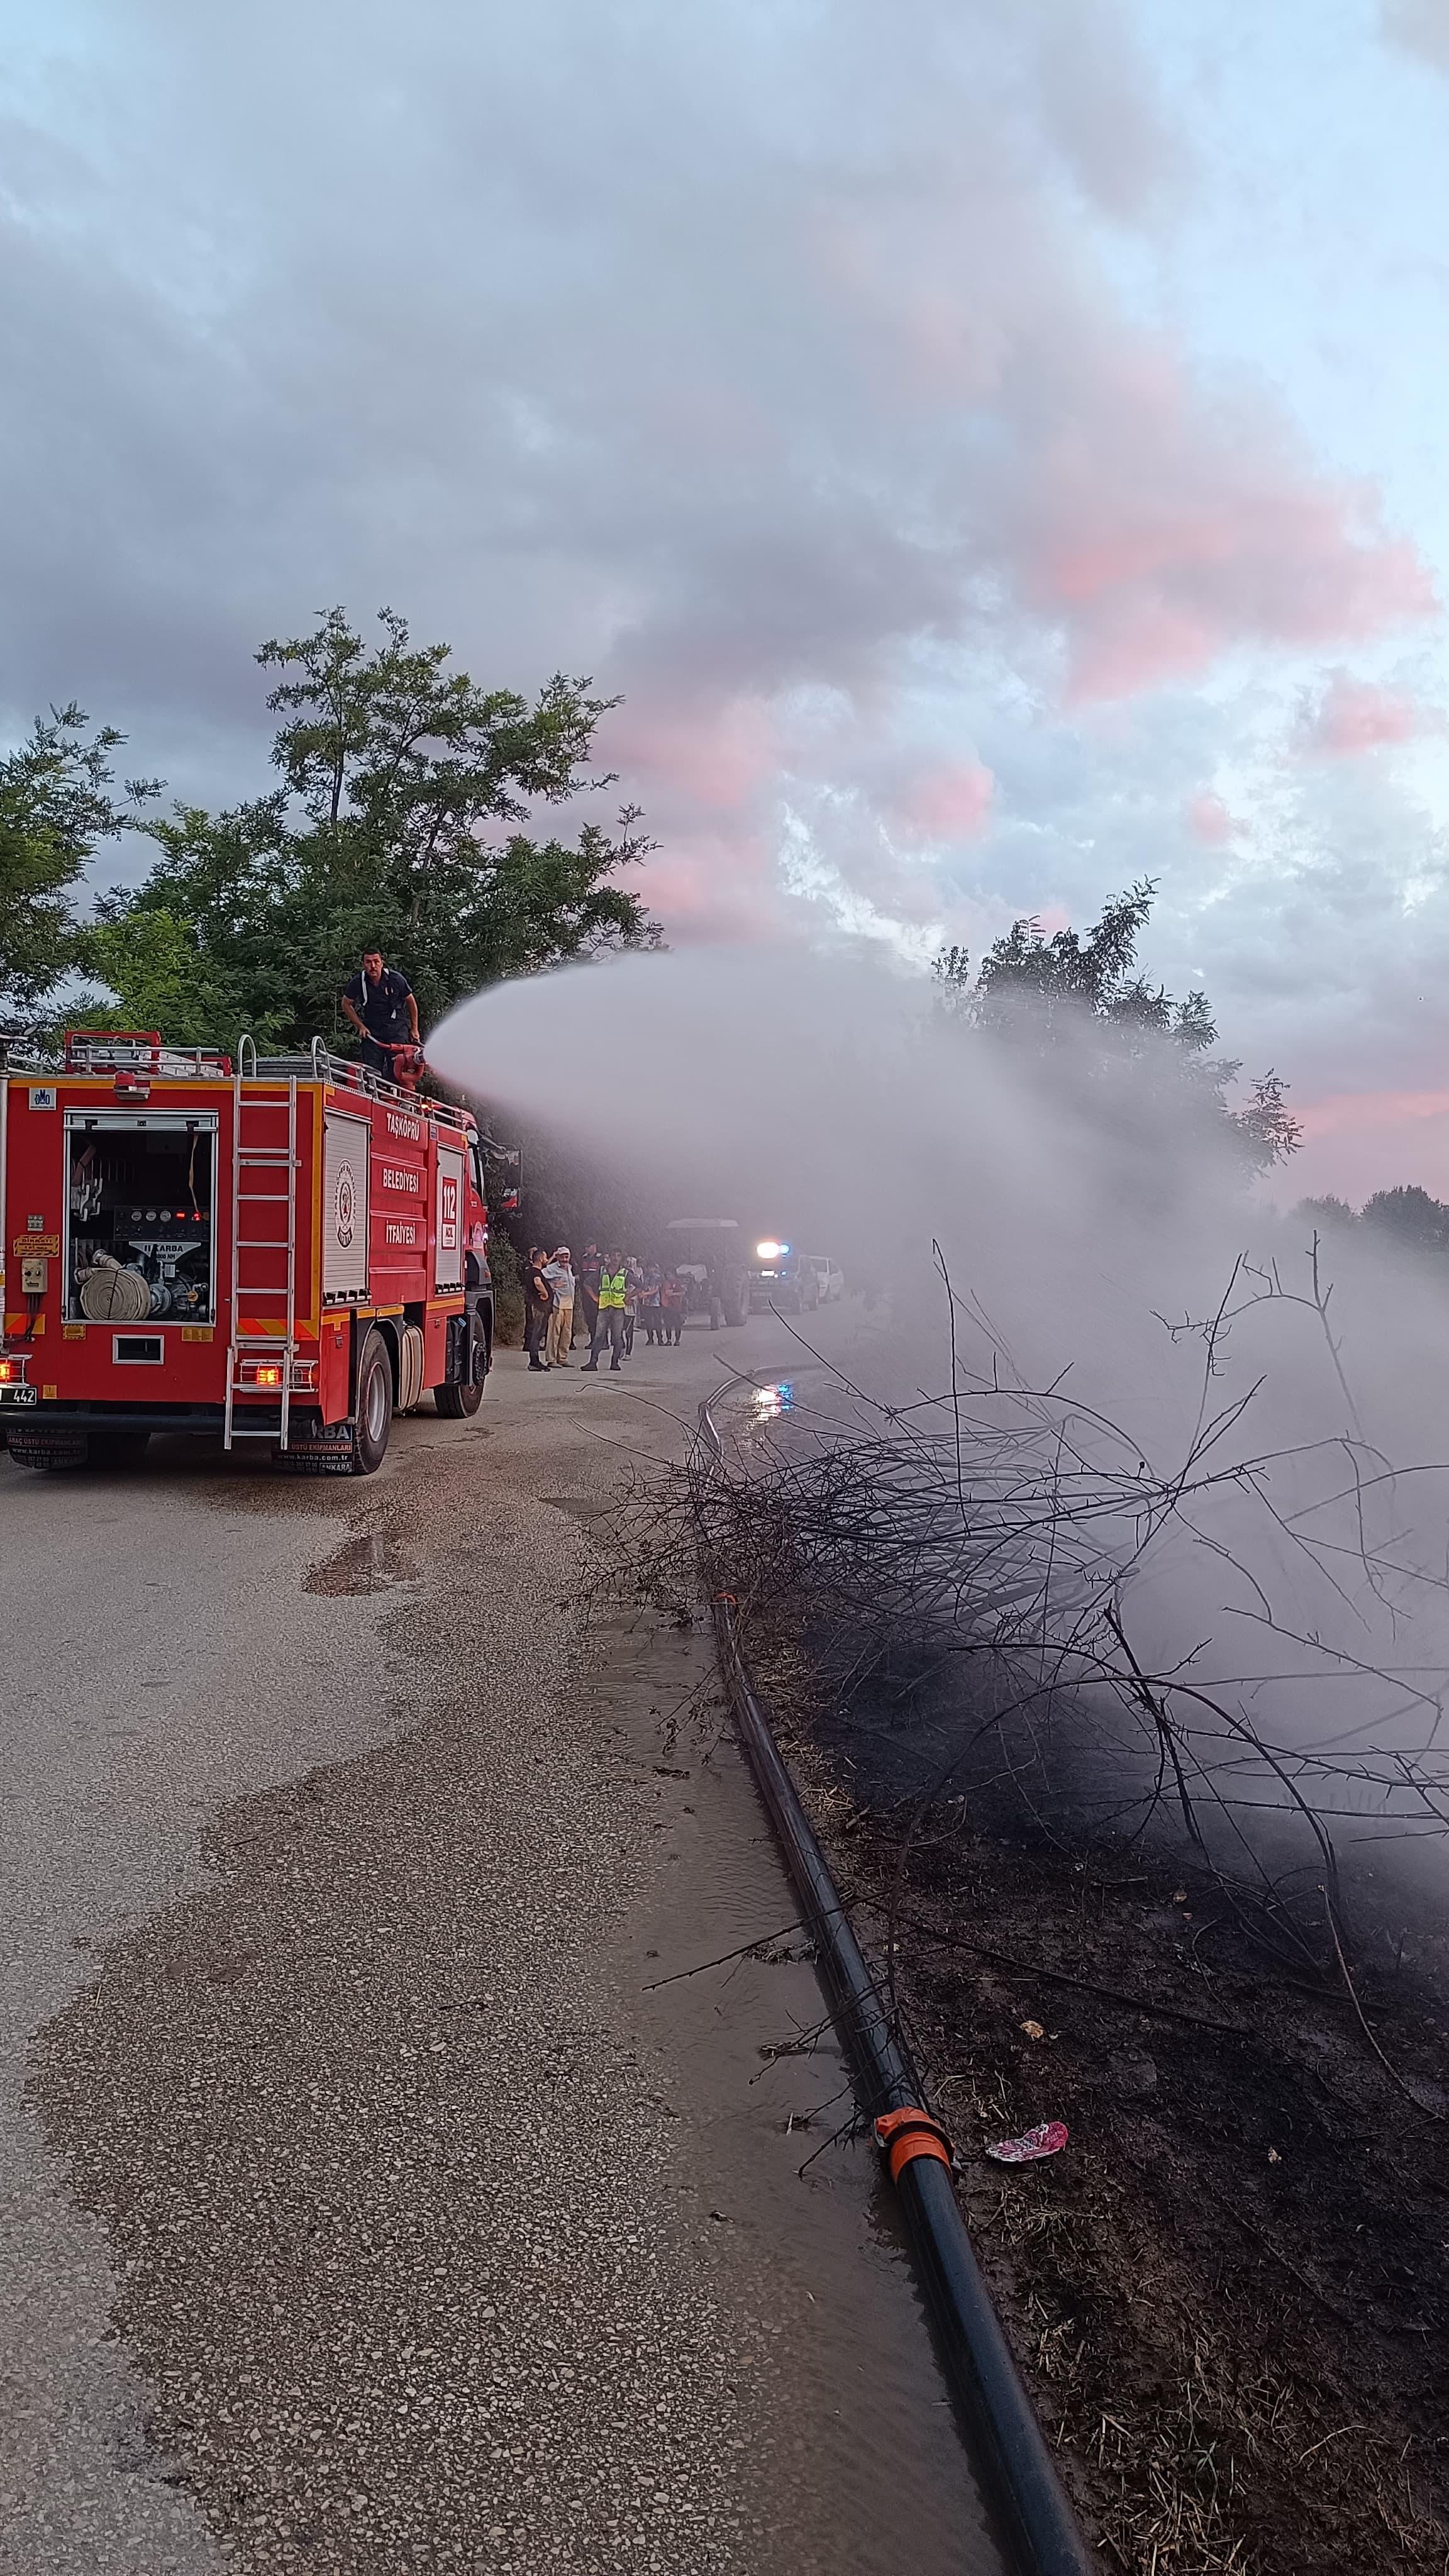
xmin=85 ymin=608 xmax=660 ymax=1050
xmin=1359 ymin=1185 xmax=1449 ymax=1253
xmin=934 ymin=881 xmax=1302 ymax=1174
xmin=0 ymin=708 xmax=156 ymax=1024
xmin=1291 ymin=1194 xmax=1358 ymax=1233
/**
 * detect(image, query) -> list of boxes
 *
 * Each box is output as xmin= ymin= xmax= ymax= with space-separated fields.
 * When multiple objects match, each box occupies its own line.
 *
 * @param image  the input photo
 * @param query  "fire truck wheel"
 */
xmin=435 ymin=1307 xmax=489 ymax=1416
xmin=435 ymin=1377 xmax=484 ymax=1418
xmin=5 ymin=1430 xmax=92 ymax=1472
xmin=352 ymin=1330 xmax=394 ymax=1474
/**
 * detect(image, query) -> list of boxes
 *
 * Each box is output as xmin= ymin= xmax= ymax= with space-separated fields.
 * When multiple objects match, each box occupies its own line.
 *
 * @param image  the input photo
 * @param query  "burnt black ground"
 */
xmin=748 ymin=1616 xmax=1449 ymax=2576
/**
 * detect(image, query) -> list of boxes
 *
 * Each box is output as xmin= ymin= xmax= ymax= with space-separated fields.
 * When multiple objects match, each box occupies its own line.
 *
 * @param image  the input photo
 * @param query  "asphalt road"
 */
xmin=0 ymin=1309 xmax=1004 ymax=2575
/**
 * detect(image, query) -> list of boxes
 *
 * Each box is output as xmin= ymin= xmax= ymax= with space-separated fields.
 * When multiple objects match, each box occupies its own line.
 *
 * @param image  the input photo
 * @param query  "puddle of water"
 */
xmin=591 ymin=1610 xmax=1011 ymax=2576
xmin=540 ymin=1493 xmax=618 ymax=1528
xmin=304 ymin=1528 xmax=418 ymax=1595
xmin=751 ymin=1380 xmax=797 ymax=1420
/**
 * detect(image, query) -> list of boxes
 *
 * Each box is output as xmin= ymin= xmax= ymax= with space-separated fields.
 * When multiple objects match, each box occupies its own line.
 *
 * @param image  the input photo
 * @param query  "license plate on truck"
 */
xmin=0 ymin=1384 xmax=37 ymax=1405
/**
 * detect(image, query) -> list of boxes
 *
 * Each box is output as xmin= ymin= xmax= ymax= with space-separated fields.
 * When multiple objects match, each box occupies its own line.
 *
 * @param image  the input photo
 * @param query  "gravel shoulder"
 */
xmin=4 ymin=1320 xmax=1001 ymax=2574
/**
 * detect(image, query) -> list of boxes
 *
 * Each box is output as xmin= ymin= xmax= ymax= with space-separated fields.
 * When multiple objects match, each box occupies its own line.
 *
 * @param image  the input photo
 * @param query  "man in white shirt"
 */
xmin=543 ymin=1247 xmax=576 ymax=1366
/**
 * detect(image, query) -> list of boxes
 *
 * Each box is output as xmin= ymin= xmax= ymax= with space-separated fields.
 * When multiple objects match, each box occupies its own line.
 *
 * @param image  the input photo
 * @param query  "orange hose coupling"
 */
xmin=874 ymin=2106 xmax=954 ymax=2181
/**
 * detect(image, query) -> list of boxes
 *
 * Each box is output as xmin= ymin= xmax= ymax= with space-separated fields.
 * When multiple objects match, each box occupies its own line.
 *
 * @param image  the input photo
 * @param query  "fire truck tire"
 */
xmin=352 ymin=1331 xmax=394 ymax=1474
xmin=435 ymin=1309 xmax=489 ymax=1417
xmin=435 ymin=1377 xmax=484 ymax=1418
xmin=5 ymin=1429 xmax=93 ymax=1472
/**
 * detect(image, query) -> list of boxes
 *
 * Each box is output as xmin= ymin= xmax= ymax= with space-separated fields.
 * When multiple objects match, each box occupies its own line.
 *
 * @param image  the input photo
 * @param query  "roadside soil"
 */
xmin=741 ymin=1606 xmax=1449 ymax=2576
xmin=11 ymin=1322 xmax=1002 ymax=2576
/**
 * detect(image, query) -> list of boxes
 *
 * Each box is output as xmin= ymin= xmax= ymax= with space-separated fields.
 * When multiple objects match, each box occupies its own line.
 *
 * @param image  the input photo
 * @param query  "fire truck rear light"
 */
xmin=0 ymin=1355 xmax=26 ymax=1385
xmin=238 ymin=1356 xmax=316 ymax=1391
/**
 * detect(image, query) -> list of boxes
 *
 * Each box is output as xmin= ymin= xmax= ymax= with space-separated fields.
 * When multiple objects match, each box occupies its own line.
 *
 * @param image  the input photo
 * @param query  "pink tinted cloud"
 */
xmin=1297 ymin=670 xmax=1433 ymax=758
xmin=603 ymin=697 xmax=792 ymax=938
xmin=994 ymin=326 xmax=1439 ymax=699
xmin=1185 ymin=790 xmax=1236 ymax=845
xmin=817 ymin=197 xmax=1436 ymax=706
xmin=899 ymin=762 xmax=995 ymax=840
xmin=638 ymin=831 xmax=790 ymax=941
xmin=1039 ymin=484 xmax=1434 ymax=702
xmin=1274 ymin=1087 xmax=1449 ymax=1204
xmin=609 ymin=694 xmax=779 ymax=813
xmin=1297 ymin=1087 xmax=1449 ymax=1139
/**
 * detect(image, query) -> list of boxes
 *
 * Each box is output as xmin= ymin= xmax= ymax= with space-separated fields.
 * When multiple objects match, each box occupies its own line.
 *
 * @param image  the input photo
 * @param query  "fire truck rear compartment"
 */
xmin=67 ymin=1118 xmax=216 ymax=1325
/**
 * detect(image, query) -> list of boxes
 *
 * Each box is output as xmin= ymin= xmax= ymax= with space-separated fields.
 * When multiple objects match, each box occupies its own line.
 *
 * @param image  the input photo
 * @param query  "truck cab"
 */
xmin=747 ymin=1238 xmax=819 ymax=1315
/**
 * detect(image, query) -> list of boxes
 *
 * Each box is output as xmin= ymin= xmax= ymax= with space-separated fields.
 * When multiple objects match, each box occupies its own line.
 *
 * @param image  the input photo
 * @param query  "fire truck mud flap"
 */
xmin=435 ymin=1300 xmax=490 ymax=1418
xmin=6 ymin=1426 xmax=94 ymax=1473
xmin=273 ymin=1327 xmax=393 ymax=1478
xmin=5 ymin=1425 xmax=150 ymax=1473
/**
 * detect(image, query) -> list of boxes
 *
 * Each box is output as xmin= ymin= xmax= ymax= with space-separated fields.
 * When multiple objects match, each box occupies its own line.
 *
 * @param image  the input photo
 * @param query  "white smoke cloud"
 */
xmin=435 ymin=943 xmax=1449 ymax=1904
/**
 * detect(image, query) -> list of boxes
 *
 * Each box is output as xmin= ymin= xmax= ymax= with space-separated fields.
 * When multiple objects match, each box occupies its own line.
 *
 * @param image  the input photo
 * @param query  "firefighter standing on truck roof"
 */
xmin=341 ymin=944 xmax=420 ymax=1075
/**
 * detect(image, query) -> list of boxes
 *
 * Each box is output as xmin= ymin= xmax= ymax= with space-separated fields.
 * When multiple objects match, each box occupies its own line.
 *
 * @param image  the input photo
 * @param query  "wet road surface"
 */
xmin=1 ymin=1312 xmax=1008 ymax=2573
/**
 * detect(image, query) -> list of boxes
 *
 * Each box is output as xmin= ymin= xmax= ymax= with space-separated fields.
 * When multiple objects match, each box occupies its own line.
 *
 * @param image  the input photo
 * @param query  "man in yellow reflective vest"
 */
xmin=582 ymin=1248 xmax=628 ymax=1373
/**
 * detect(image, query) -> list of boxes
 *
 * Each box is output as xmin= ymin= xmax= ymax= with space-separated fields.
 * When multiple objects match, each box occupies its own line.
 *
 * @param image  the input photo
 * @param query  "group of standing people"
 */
xmin=521 ymin=1245 xmax=689 ymax=1375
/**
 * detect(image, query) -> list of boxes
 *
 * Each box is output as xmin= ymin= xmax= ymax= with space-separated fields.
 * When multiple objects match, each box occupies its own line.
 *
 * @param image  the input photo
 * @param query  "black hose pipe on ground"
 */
xmin=701 ymin=1403 xmax=1092 ymax=2576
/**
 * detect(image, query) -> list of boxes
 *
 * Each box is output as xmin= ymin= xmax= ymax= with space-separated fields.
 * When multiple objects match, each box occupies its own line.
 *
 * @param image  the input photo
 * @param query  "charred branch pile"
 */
xmin=683 ymin=1254 xmax=1449 ymax=1996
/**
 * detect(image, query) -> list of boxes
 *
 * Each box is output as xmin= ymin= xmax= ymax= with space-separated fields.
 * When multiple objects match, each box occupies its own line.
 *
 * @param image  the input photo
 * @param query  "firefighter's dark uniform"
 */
xmin=345 ymin=966 xmax=414 ymax=1073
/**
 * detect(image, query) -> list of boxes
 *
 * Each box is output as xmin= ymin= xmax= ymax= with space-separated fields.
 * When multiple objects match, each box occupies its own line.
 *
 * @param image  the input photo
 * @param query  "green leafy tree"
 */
xmin=84 ymin=608 xmax=660 ymax=1051
xmin=934 ymin=881 xmax=1301 ymax=1174
xmin=1291 ymin=1194 xmax=1358 ymax=1233
xmin=0 ymin=707 xmax=157 ymax=1023
xmin=86 ymin=903 xmax=270 ymax=1050
xmin=1359 ymin=1185 xmax=1449 ymax=1253
xmin=87 ymin=795 xmax=305 ymax=1048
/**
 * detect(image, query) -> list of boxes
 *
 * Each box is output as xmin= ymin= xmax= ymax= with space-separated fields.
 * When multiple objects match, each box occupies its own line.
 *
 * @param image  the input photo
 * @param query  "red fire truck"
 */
xmin=0 ymin=1031 xmax=494 ymax=1474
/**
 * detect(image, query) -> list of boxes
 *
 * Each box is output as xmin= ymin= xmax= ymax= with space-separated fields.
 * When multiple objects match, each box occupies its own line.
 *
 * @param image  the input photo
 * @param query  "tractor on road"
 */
xmin=663 ymin=1217 xmax=751 ymax=1329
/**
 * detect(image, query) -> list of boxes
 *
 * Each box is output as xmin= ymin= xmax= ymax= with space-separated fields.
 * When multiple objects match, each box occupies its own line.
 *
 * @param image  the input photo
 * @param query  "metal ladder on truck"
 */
xmin=224 ymin=1040 xmax=299 ymax=1450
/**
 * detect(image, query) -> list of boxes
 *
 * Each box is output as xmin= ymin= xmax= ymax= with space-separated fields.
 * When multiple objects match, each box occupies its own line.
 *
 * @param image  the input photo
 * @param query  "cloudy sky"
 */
xmin=5 ymin=0 xmax=1449 ymax=1194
